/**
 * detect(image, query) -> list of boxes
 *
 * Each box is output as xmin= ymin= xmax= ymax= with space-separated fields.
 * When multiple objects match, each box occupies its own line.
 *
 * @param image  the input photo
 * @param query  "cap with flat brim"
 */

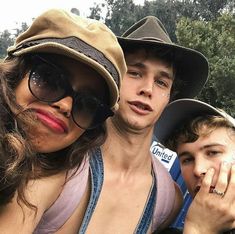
xmin=118 ymin=16 xmax=209 ymax=100
xmin=7 ymin=9 xmax=127 ymax=111
xmin=154 ymin=98 xmax=235 ymax=144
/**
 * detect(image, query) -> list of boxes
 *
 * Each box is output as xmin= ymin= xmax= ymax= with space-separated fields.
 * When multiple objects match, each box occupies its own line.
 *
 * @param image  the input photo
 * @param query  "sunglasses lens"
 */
xmin=29 ymin=56 xmax=113 ymax=130
xmin=72 ymin=94 xmax=113 ymax=129
xmin=29 ymin=63 xmax=66 ymax=102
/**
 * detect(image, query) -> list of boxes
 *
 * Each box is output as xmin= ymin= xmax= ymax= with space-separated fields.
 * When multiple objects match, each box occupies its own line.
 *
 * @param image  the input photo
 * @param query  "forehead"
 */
xmin=125 ymin=46 xmax=174 ymax=63
xmin=178 ymin=127 xmax=235 ymax=154
xmin=125 ymin=49 xmax=174 ymax=73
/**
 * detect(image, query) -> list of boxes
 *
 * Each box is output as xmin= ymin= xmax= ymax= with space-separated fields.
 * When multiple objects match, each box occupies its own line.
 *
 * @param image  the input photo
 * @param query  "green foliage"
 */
xmin=176 ymin=13 xmax=235 ymax=117
xmin=0 ymin=30 xmax=14 ymax=58
xmin=89 ymin=0 xmax=234 ymax=40
xmin=0 ymin=22 xmax=28 ymax=59
xmin=89 ymin=3 xmax=105 ymax=21
xmin=104 ymin=0 xmax=142 ymax=35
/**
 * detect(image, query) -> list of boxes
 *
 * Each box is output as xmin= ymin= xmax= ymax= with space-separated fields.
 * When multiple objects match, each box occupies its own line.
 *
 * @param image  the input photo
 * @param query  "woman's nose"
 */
xmin=50 ymin=96 xmax=73 ymax=118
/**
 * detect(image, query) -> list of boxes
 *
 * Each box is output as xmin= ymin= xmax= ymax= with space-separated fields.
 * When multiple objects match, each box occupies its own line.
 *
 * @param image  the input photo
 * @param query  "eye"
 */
xmin=180 ymin=156 xmax=194 ymax=166
xmin=206 ymin=150 xmax=222 ymax=157
xmin=155 ymin=79 xmax=169 ymax=88
xmin=127 ymin=70 xmax=142 ymax=78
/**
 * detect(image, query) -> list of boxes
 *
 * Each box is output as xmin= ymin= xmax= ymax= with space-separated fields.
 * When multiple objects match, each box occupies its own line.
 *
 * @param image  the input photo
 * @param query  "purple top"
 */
xmin=34 ymin=154 xmax=175 ymax=233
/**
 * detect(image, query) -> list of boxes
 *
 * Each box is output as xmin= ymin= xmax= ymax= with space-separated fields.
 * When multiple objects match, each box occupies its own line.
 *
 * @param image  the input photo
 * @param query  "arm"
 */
xmin=183 ymin=163 xmax=235 ymax=234
xmin=0 ymin=173 xmax=66 ymax=233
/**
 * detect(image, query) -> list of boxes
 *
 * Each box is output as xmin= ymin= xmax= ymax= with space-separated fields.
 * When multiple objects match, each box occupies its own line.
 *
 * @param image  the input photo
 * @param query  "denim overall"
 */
xmin=79 ymin=148 xmax=157 ymax=234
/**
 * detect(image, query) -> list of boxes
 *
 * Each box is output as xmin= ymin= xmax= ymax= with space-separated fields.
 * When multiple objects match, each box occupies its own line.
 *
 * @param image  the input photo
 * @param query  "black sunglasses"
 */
xmin=28 ymin=55 xmax=113 ymax=129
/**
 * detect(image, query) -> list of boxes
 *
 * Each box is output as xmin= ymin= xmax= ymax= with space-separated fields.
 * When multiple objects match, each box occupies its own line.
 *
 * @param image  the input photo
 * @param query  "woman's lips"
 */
xmin=35 ymin=109 xmax=68 ymax=133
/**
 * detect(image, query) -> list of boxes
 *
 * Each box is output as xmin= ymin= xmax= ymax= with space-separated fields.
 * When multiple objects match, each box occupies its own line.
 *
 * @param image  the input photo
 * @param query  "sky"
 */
xmin=0 ymin=0 xmax=145 ymax=32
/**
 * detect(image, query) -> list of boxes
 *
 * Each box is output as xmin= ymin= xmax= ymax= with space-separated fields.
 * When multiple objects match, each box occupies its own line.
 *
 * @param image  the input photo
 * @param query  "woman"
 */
xmin=0 ymin=8 xmax=126 ymax=233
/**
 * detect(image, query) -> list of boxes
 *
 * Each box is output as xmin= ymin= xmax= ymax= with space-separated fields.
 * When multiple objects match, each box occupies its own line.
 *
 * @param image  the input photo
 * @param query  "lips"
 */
xmin=34 ymin=109 xmax=68 ymax=133
xmin=128 ymin=101 xmax=153 ymax=114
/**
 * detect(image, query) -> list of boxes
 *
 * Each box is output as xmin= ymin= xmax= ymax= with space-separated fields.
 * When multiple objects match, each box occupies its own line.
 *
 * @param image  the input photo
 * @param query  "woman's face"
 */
xmin=15 ymin=55 xmax=107 ymax=153
xmin=177 ymin=127 xmax=235 ymax=197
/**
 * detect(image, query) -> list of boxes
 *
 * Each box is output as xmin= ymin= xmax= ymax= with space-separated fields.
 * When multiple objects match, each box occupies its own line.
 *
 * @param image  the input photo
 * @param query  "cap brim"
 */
xmin=11 ymin=43 xmax=119 ymax=110
xmin=118 ymin=37 xmax=209 ymax=100
xmin=154 ymin=98 xmax=235 ymax=144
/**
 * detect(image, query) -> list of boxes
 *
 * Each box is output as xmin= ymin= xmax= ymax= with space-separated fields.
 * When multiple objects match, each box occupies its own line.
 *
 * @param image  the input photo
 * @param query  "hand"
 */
xmin=183 ymin=163 xmax=235 ymax=234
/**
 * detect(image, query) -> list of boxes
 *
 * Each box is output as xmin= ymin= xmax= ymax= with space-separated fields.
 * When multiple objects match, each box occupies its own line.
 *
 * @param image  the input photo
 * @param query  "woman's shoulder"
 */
xmin=0 ymin=172 xmax=67 ymax=233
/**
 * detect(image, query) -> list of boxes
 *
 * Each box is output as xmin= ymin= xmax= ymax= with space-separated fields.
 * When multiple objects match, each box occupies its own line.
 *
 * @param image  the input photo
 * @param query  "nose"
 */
xmin=193 ymin=156 xmax=208 ymax=178
xmin=138 ymin=78 xmax=153 ymax=98
xmin=50 ymin=96 xmax=73 ymax=118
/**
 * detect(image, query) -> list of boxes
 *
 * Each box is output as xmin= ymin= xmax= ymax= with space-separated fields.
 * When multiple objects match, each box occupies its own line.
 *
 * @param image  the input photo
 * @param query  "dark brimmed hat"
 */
xmin=7 ymin=9 xmax=127 ymax=111
xmin=118 ymin=16 xmax=209 ymax=100
xmin=154 ymin=98 xmax=235 ymax=144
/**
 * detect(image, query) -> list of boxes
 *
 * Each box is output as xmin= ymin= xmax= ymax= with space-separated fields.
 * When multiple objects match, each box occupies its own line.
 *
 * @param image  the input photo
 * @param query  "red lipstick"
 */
xmin=35 ymin=109 xmax=68 ymax=133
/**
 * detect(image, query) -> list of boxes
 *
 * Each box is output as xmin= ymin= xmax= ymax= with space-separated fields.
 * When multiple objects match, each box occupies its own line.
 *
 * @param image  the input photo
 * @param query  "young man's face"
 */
xmin=177 ymin=127 xmax=235 ymax=198
xmin=115 ymin=49 xmax=174 ymax=131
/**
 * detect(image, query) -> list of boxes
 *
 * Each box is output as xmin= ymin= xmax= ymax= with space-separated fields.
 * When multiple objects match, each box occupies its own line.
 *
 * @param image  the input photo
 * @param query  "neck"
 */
xmin=102 ymin=118 xmax=154 ymax=173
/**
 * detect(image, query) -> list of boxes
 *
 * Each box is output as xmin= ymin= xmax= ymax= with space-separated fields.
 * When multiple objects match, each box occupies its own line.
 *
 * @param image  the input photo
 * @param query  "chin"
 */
xmin=32 ymin=140 xmax=67 ymax=153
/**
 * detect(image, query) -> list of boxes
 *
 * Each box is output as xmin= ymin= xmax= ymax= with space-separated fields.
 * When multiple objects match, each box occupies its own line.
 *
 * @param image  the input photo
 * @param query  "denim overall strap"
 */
xmin=79 ymin=148 xmax=104 ymax=234
xmin=134 ymin=171 xmax=157 ymax=234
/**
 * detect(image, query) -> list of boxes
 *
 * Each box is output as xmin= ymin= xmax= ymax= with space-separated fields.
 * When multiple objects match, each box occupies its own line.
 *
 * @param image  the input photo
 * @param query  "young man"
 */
xmin=155 ymin=98 xmax=235 ymax=234
xmin=34 ymin=17 xmax=209 ymax=233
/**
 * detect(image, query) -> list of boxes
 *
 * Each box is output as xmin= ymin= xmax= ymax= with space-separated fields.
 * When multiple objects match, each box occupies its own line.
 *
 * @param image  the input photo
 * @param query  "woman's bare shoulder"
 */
xmin=0 ymin=171 xmax=67 ymax=233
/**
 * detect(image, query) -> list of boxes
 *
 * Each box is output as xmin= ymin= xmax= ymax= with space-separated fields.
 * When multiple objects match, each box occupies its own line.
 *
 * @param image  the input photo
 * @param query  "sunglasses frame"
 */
xmin=28 ymin=55 xmax=113 ymax=129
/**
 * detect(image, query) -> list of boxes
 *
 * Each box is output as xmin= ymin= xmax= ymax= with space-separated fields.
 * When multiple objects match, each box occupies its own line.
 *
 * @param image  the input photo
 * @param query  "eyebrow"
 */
xmin=159 ymin=70 xmax=174 ymax=81
xmin=178 ymin=143 xmax=226 ymax=158
xmin=127 ymin=62 xmax=146 ymax=69
xmin=127 ymin=62 xmax=174 ymax=80
xmin=203 ymin=143 xmax=226 ymax=151
xmin=178 ymin=151 xmax=191 ymax=158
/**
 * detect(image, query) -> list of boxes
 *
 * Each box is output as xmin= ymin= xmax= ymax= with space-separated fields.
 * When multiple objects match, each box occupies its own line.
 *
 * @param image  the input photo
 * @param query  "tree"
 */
xmin=104 ymin=0 xmax=142 ymax=35
xmin=0 ymin=30 xmax=14 ymax=58
xmin=0 ymin=22 xmax=29 ymax=59
xmin=13 ymin=22 xmax=29 ymax=37
xmin=176 ymin=13 xmax=235 ymax=116
xmin=89 ymin=0 xmax=234 ymax=40
xmin=89 ymin=3 xmax=104 ymax=21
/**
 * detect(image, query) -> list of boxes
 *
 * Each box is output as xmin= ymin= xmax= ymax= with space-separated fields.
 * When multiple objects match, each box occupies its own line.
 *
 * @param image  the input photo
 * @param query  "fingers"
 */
xmin=213 ymin=161 xmax=231 ymax=197
xmin=223 ymin=164 xmax=235 ymax=201
xmin=199 ymin=168 xmax=215 ymax=194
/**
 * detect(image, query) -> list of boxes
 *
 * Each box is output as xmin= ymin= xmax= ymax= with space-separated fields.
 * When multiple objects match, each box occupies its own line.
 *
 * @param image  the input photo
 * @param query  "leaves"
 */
xmin=176 ymin=13 xmax=235 ymax=116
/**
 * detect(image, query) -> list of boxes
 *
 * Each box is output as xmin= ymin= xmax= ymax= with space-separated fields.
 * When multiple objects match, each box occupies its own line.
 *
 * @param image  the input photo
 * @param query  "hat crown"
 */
xmin=118 ymin=15 xmax=209 ymax=100
xmin=7 ymin=9 xmax=127 ymax=110
xmin=122 ymin=16 xmax=172 ymax=44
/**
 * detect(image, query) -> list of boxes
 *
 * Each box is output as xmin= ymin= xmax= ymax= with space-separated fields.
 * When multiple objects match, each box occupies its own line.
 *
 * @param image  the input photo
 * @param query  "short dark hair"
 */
xmin=123 ymin=44 xmax=184 ymax=100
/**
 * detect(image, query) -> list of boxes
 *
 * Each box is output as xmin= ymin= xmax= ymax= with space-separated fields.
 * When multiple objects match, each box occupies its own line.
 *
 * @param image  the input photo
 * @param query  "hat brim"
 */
xmin=154 ymin=98 xmax=235 ymax=144
xmin=11 ymin=42 xmax=119 ymax=110
xmin=118 ymin=37 xmax=209 ymax=100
